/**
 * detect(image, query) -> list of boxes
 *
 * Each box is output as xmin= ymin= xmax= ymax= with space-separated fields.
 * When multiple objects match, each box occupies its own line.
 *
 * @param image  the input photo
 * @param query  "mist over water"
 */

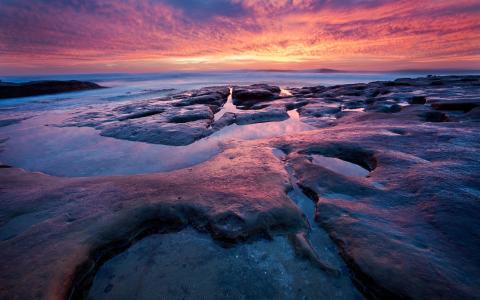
xmin=2 ymin=70 xmax=477 ymax=109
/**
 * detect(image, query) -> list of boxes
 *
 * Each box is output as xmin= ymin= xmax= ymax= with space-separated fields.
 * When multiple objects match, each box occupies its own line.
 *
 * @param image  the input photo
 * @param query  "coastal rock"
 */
xmin=298 ymin=104 xmax=341 ymax=117
xmin=430 ymin=99 xmax=479 ymax=112
xmin=419 ymin=110 xmax=449 ymax=122
xmin=100 ymin=118 xmax=212 ymax=146
xmin=0 ymin=146 xmax=307 ymax=300
xmin=408 ymin=95 xmax=427 ymax=104
xmin=232 ymin=84 xmax=281 ymax=107
xmin=173 ymin=86 xmax=230 ymax=108
xmin=235 ymin=107 xmax=289 ymax=125
xmin=60 ymin=89 xmax=229 ymax=145
xmin=3 ymin=75 xmax=480 ymax=300
xmin=0 ymin=80 xmax=104 ymax=99
xmin=465 ymin=107 xmax=480 ymax=121
xmin=279 ymin=103 xmax=480 ymax=300
xmin=212 ymin=112 xmax=236 ymax=130
xmin=165 ymin=105 xmax=213 ymax=123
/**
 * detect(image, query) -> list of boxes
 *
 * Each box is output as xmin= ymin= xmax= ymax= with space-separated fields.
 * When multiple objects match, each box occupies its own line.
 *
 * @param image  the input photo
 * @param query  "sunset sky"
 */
xmin=0 ymin=0 xmax=479 ymax=75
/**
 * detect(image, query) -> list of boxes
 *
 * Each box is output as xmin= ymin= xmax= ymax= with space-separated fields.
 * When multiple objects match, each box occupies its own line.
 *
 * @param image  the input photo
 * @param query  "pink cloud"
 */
xmin=0 ymin=0 xmax=479 ymax=74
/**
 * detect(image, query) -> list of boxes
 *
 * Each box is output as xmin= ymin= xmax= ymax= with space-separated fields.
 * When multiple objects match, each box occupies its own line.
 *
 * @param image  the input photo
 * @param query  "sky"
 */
xmin=0 ymin=0 xmax=479 ymax=75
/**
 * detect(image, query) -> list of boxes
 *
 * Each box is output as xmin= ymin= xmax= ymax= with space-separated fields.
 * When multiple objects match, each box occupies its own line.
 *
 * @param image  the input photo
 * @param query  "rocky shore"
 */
xmin=1 ymin=75 xmax=479 ymax=299
xmin=0 ymin=80 xmax=104 ymax=99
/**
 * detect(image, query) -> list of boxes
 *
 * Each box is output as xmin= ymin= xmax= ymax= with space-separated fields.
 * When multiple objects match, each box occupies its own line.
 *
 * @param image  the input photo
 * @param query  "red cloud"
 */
xmin=0 ymin=0 xmax=479 ymax=74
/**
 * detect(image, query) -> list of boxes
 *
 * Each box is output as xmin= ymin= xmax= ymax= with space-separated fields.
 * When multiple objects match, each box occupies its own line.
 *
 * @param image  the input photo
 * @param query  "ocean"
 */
xmin=2 ymin=70 xmax=477 ymax=108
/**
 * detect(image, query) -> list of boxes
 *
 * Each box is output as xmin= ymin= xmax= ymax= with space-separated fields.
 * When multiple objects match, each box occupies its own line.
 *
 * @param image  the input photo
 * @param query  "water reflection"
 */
xmin=310 ymin=154 xmax=369 ymax=177
xmin=213 ymin=87 xmax=241 ymax=121
xmin=0 ymin=108 xmax=313 ymax=177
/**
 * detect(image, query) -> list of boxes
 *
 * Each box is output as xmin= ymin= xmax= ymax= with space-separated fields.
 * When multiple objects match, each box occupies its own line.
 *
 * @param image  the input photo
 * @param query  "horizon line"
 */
xmin=2 ymin=68 xmax=480 ymax=78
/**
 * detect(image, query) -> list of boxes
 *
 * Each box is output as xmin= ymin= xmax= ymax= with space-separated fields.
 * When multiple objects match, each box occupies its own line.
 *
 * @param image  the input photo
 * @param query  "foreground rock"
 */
xmin=0 ymin=145 xmax=310 ymax=299
xmin=0 ymin=80 xmax=104 ymax=99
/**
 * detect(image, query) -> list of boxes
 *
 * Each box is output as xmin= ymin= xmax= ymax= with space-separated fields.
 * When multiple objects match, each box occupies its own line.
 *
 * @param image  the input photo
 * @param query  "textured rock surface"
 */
xmin=0 ymin=145 xmax=307 ymax=299
xmin=1 ymin=75 xmax=480 ymax=300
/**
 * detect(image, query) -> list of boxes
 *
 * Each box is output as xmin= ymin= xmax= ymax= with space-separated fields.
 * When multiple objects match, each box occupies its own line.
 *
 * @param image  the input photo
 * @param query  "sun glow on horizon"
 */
xmin=0 ymin=0 xmax=479 ymax=75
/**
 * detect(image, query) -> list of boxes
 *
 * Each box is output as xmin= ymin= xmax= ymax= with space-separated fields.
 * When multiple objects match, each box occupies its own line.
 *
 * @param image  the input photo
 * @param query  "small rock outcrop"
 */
xmin=0 ymin=80 xmax=104 ymax=99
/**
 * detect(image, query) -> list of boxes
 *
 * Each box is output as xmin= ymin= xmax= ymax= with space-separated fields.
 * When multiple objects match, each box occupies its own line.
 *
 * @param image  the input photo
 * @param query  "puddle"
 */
xmin=310 ymin=155 xmax=370 ymax=177
xmin=86 ymin=228 xmax=361 ymax=300
xmin=341 ymin=107 xmax=365 ymax=112
xmin=287 ymin=109 xmax=300 ymax=120
xmin=209 ymin=117 xmax=313 ymax=141
xmin=213 ymin=87 xmax=242 ymax=121
xmin=0 ymin=113 xmax=221 ymax=177
xmin=280 ymin=87 xmax=293 ymax=97
xmin=372 ymin=182 xmax=386 ymax=190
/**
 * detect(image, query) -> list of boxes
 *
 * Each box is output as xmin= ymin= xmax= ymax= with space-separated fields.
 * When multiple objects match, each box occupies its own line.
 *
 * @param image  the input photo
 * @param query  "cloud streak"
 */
xmin=0 ymin=0 xmax=479 ymax=74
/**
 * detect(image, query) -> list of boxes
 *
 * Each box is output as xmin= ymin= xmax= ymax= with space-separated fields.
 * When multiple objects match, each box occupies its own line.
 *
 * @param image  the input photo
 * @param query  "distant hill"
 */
xmin=243 ymin=68 xmax=346 ymax=73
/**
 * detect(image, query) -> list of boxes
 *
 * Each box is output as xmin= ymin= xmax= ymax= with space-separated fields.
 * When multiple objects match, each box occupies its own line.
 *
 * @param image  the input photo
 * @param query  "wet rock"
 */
xmin=165 ymin=106 xmax=213 ymax=123
xmin=174 ymin=90 xmax=228 ymax=108
xmin=235 ymin=107 xmax=289 ymax=125
xmin=0 ymin=80 xmax=104 ymax=99
xmin=212 ymin=112 xmax=236 ymax=130
xmin=100 ymin=119 xmax=212 ymax=146
xmin=60 ymin=88 xmax=230 ymax=145
xmin=298 ymin=104 xmax=341 ymax=118
xmin=3 ymin=75 xmax=480 ymax=300
xmin=0 ymin=118 xmax=25 ymax=127
xmin=232 ymin=84 xmax=280 ymax=107
xmin=117 ymin=109 xmax=165 ymax=121
xmin=87 ymin=229 xmax=358 ymax=300
xmin=465 ymin=107 xmax=480 ymax=121
xmin=0 ymin=145 xmax=307 ymax=300
xmin=419 ymin=111 xmax=449 ymax=122
xmin=430 ymin=100 xmax=479 ymax=112
xmin=409 ymin=95 xmax=427 ymax=104
xmin=285 ymin=99 xmax=309 ymax=110
xmin=324 ymin=84 xmax=368 ymax=97
xmin=379 ymin=103 xmax=402 ymax=113
xmin=280 ymin=116 xmax=480 ymax=300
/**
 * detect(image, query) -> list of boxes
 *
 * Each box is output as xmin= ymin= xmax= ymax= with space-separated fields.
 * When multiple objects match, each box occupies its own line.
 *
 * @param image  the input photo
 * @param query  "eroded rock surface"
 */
xmin=0 ymin=145 xmax=308 ymax=299
xmin=1 ymin=75 xmax=480 ymax=300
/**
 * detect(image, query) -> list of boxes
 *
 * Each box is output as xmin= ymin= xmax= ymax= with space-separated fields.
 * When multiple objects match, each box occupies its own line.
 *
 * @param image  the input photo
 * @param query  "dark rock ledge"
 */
xmin=58 ymin=75 xmax=480 ymax=146
xmin=0 ymin=80 xmax=104 ymax=99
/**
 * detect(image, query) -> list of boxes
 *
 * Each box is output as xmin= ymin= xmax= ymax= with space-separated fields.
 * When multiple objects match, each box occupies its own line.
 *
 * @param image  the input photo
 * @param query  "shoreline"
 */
xmin=1 ymin=74 xmax=479 ymax=299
